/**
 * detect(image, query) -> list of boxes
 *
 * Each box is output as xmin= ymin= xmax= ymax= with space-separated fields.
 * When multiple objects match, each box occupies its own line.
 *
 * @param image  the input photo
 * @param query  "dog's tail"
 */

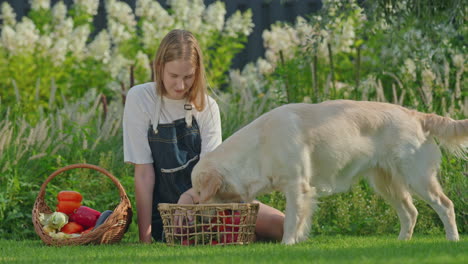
xmin=417 ymin=112 xmax=468 ymax=158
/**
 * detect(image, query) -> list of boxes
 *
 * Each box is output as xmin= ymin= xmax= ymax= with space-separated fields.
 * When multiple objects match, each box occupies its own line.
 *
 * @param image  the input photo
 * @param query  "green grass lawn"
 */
xmin=0 ymin=235 xmax=465 ymax=264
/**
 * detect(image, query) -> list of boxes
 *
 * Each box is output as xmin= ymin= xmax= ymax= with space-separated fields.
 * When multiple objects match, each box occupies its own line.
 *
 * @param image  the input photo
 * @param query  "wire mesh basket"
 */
xmin=32 ymin=164 xmax=133 ymax=246
xmin=158 ymin=203 xmax=259 ymax=246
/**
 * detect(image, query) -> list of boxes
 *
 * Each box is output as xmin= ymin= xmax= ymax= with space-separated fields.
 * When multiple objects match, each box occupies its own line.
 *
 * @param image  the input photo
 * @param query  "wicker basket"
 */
xmin=158 ymin=203 xmax=259 ymax=246
xmin=32 ymin=163 xmax=133 ymax=246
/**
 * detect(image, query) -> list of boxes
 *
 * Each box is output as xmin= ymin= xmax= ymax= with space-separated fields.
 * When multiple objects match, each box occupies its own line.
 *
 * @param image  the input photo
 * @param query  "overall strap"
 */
xmin=184 ymin=101 xmax=193 ymax=128
xmin=152 ymin=96 xmax=194 ymax=134
xmin=152 ymin=96 xmax=162 ymax=134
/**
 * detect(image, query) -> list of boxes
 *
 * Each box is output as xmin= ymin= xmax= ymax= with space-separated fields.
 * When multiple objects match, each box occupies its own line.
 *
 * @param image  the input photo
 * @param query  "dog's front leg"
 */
xmin=282 ymin=190 xmax=302 ymax=245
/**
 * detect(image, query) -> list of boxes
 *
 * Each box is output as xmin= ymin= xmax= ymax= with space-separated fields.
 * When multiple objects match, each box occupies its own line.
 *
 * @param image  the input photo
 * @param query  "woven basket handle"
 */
xmin=37 ymin=163 xmax=129 ymax=201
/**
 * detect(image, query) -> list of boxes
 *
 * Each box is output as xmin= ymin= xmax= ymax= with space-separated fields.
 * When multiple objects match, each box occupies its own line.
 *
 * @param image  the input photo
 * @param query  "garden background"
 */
xmin=0 ymin=0 xmax=466 ymax=242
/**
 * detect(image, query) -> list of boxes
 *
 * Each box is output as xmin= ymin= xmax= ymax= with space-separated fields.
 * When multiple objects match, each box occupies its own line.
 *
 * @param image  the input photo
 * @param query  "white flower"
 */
xmin=74 ymin=0 xmax=99 ymax=16
xmin=1 ymin=2 xmax=16 ymax=27
xmin=186 ymin=2 xmax=204 ymax=32
xmin=403 ymin=59 xmax=417 ymax=80
xmin=256 ymin=58 xmax=274 ymax=75
xmin=106 ymin=0 xmax=136 ymax=29
xmin=141 ymin=21 xmax=168 ymax=53
xmin=108 ymin=19 xmax=132 ymax=44
xmin=295 ymin=16 xmax=314 ymax=47
xmin=224 ymin=9 xmax=253 ymax=37
xmin=264 ymin=50 xmax=277 ymax=65
xmin=52 ymin=18 xmax=74 ymax=39
xmin=168 ymin=0 xmax=190 ymax=23
xmin=303 ymin=96 xmax=312 ymax=103
xmin=230 ymin=62 xmax=266 ymax=97
xmin=422 ymin=68 xmax=436 ymax=85
xmin=13 ymin=18 xmax=40 ymax=54
xmin=203 ymin=1 xmax=226 ymax=32
xmin=168 ymin=0 xmax=204 ymax=32
xmin=29 ymin=0 xmax=50 ymax=10
xmin=141 ymin=20 xmax=157 ymax=50
xmin=262 ymin=24 xmax=299 ymax=64
xmin=336 ymin=20 xmax=355 ymax=53
xmin=52 ymin=1 xmax=67 ymax=24
xmin=136 ymin=0 xmax=157 ymax=20
xmin=68 ymin=25 xmax=90 ymax=60
xmin=137 ymin=0 xmax=174 ymax=32
xmin=229 ymin=69 xmax=248 ymax=92
xmin=87 ymin=30 xmax=111 ymax=63
xmin=48 ymin=38 xmax=69 ymax=66
xmin=135 ymin=50 xmax=152 ymax=82
xmin=37 ymin=35 xmax=53 ymax=54
xmin=108 ymin=53 xmax=132 ymax=81
xmin=1 ymin=25 xmax=17 ymax=53
xmin=452 ymin=54 xmax=465 ymax=69
xmin=421 ymin=68 xmax=435 ymax=108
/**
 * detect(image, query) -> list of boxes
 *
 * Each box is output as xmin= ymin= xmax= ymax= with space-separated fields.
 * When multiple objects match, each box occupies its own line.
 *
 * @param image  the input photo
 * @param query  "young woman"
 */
xmin=123 ymin=29 xmax=284 ymax=243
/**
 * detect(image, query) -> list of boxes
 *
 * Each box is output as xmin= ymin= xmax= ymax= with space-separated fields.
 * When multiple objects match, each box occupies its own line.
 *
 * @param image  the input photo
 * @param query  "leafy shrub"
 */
xmin=0 ymin=0 xmax=253 ymax=114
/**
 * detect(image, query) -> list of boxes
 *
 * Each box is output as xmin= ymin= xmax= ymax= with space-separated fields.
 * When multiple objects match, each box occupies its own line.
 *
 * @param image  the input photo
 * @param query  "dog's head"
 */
xmin=191 ymin=160 xmax=243 ymax=204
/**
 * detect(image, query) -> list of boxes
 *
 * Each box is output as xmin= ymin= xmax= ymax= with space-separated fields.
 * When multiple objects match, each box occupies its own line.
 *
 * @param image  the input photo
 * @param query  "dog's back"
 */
xmin=260 ymin=100 xmax=466 ymax=186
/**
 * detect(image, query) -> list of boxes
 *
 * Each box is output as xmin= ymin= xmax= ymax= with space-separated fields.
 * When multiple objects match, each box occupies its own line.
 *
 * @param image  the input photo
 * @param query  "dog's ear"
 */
xmin=199 ymin=169 xmax=222 ymax=203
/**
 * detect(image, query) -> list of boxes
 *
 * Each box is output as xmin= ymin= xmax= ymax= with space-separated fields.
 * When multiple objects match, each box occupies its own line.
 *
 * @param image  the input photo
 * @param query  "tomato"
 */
xmin=224 ymin=217 xmax=233 ymax=225
xmin=81 ymin=227 xmax=93 ymax=235
xmin=57 ymin=191 xmax=83 ymax=203
xmin=220 ymin=233 xmax=239 ymax=244
xmin=218 ymin=210 xmax=242 ymax=229
xmin=181 ymin=239 xmax=195 ymax=246
xmin=233 ymin=211 xmax=241 ymax=225
xmin=218 ymin=210 xmax=232 ymax=225
xmin=56 ymin=201 xmax=81 ymax=215
xmin=61 ymin=222 xmax=84 ymax=234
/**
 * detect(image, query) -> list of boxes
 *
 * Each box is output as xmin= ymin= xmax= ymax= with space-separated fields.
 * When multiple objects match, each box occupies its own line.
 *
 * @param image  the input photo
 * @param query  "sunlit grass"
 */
xmin=0 ymin=235 xmax=466 ymax=264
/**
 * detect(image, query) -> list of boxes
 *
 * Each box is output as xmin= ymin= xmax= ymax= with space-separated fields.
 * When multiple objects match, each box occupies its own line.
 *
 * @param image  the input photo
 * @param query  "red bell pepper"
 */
xmin=57 ymin=191 xmax=83 ymax=202
xmin=61 ymin=222 xmax=84 ymax=234
xmin=56 ymin=191 xmax=82 ymax=216
xmin=71 ymin=206 xmax=101 ymax=228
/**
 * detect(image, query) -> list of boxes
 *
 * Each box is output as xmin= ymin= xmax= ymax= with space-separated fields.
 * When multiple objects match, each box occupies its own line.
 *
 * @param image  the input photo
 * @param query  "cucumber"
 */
xmin=93 ymin=210 xmax=113 ymax=230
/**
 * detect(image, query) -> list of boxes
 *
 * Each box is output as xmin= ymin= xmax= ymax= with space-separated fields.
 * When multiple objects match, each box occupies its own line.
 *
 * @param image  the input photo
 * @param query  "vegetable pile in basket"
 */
xmin=173 ymin=209 xmax=246 ymax=246
xmin=40 ymin=191 xmax=113 ymax=239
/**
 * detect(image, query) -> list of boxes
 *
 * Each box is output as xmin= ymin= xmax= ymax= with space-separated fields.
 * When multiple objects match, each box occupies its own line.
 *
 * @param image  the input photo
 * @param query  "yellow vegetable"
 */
xmin=43 ymin=212 xmax=68 ymax=230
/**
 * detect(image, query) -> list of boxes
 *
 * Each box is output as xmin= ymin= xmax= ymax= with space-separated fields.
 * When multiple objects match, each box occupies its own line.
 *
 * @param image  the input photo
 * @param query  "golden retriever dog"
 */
xmin=191 ymin=100 xmax=467 ymax=244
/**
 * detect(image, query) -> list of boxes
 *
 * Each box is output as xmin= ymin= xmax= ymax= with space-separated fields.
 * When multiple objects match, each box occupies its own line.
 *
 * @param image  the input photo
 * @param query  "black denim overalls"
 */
xmin=148 ymin=98 xmax=201 ymax=241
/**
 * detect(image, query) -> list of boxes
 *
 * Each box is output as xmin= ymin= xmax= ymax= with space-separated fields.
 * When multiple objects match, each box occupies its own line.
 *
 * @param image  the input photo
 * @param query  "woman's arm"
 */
xmin=134 ymin=163 xmax=155 ymax=243
xmin=199 ymin=97 xmax=222 ymax=156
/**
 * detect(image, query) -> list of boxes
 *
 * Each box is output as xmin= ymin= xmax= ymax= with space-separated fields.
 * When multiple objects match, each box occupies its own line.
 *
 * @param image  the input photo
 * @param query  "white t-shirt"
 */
xmin=123 ymin=82 xmax=222 ymax=164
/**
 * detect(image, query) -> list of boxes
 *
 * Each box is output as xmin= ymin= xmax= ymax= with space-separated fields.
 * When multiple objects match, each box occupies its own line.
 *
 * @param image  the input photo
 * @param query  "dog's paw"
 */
xmin=281 ymin=237 xmax=298 ymax=245
xmin=447 ymin=234 xmax=459 ymax=241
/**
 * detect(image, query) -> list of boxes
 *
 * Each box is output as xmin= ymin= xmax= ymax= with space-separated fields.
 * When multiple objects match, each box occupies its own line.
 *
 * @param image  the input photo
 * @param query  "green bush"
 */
xmin=0 ymin=0 xmax=253 ymax=115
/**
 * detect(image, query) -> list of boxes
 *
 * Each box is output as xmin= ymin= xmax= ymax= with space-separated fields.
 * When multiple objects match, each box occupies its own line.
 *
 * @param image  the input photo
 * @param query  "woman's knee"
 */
xmin=255 ymin=202 xmax=284 ymax=241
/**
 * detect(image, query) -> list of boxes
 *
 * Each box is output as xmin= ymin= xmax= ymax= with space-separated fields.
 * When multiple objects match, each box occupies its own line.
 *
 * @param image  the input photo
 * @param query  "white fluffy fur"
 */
xmin=191 ymin=100 xmax=467 ymax=244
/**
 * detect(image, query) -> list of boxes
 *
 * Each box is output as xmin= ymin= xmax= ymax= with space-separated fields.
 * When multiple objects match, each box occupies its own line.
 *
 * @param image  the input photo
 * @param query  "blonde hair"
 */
xmin=153 ymin=29 xmax=207 ymax=111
